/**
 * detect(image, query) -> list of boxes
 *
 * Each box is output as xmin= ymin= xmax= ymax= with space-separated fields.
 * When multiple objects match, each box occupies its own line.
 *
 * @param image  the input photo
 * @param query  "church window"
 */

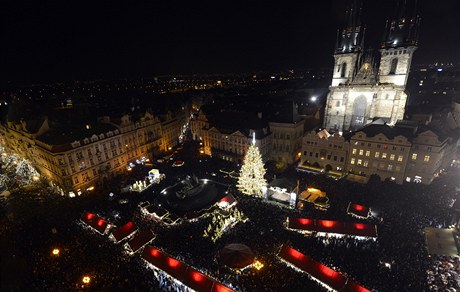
xmin=340 ymin=62 xmax=347 ymax=78
xmin=389 ymin=58 xmax=398 ymax=74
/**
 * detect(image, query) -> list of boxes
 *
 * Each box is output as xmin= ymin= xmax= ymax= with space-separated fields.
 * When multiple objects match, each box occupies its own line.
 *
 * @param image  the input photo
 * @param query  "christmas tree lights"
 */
xmin=237 ymin=135 xmax=267 ymax=196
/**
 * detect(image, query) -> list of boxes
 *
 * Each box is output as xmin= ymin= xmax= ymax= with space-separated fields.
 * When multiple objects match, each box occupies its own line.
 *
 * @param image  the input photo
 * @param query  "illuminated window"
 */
xmin=395 ymin=165 xmax=401 ymax=172
xmin=390 ymin=154 xmax=395 ymax=161
xmin=357 ymin=159 xmax=362 ymax=166
xmin=424 ymin=155 xmax=430 ymax=162
xmin=352 ymin=148 xmax=357 ymax=155
xmin=411 ymin=153 xmax=417 ymax=160
xmin=375 ymin=152 xmax=380 ymax=158
xmin=387 ymin=164 xmax=393 ymax=171
xmin=359 ymin=150 xmax=364 ymax=156
xmin=363 ymin=160 xmax=369 ymax=167
xmin=397 ymin=155 xmax=403 ymax=162
xmin=351 ymin=158 xmax=355 ymax=165
xmin=365 ymin=151 xmax=370 ymax=157
xmin=382 ymin=153 xmax=387 ymax=159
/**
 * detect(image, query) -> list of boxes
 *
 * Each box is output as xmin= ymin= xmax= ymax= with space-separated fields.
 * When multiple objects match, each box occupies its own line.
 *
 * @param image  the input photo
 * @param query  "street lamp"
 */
xmin=52 ymin=248 xmax=60 ymax=256
xmin=310 ymin=96 xmax=317 ymax=102
xmin=82 ymin=276 xmax=91 ymax=284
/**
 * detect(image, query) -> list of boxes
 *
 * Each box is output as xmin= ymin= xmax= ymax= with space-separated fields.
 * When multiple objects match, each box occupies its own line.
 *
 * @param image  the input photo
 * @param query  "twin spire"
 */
xmin=335 ymin=0 xmax=420 ymax=54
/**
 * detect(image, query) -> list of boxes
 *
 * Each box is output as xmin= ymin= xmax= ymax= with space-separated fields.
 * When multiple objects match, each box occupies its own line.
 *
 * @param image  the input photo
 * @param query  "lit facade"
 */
xmin=323 ymin=3 xmax=420 ymax=132
xmin=0 ymin=110 xmax=184 ymax=194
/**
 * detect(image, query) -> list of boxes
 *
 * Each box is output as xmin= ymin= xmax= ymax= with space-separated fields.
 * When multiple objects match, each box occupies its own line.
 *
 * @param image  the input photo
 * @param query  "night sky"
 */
xmin=1 ymin=0 xmax=459 ymax=83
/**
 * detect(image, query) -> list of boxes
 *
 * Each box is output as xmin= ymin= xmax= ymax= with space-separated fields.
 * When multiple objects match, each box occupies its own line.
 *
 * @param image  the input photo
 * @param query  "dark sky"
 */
xmin=1 ymin=0 xmax=459 ymax=83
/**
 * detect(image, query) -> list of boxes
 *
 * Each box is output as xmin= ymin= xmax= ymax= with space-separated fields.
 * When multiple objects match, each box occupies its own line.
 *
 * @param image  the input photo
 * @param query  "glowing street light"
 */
xmin=82 ymin=276 xmax=91 ymax=284
xmin=253 ymin=260 xmax=264 ymax=270
xmin=52 ymin=248 xmax=60 ymax=256
xmin=310 ymin=96 xmax=317 ymax=102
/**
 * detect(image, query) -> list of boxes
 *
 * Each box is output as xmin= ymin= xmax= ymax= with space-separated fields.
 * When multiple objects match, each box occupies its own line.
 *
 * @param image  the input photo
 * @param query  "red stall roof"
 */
xmin=111 ymin=221 xmax=138 ymax=242
xmin=81 ymin=212 xmax=108 ymax=234
xmin=347 ymin=203 xmax=370 ymax=218
xmin=142 ymin=246 xmax=234 ymax=292
xmin=344 ymin=280 xmax=372 ymax=292
xmin=278 ymin=245 xmax=346 ymax=291
xmin=128 ymin=230 xmax=155 ymax=253
xmin=287 ymin=217 xmax=377 ymax=238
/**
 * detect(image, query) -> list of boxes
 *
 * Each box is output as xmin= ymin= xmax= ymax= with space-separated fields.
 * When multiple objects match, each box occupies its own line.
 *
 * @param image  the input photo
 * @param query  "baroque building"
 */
xmin=0 ymin=109 xmax=185 ymax=194
xmin=323 ymin=1 xmax=421 ymax=132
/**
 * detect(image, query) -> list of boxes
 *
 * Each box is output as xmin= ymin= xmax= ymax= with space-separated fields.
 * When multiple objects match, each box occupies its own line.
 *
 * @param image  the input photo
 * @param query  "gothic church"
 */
xmin=323 ymin=1 xmax=421 ymax=132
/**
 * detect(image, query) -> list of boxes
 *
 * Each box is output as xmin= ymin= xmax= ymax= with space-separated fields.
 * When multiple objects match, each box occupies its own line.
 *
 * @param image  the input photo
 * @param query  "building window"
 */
xmin=303 ymin=151 xmax=307 ymax=156
xmin=427 ymin=147 xmax=432 ymax=152
xmin=352 ymin=148 xmax=357 ymax=155
xmin=397 ymin=155 xmax=403 ymax=162
xmin=411 ymin=153 xmax=417 ymax=160
xmin=424 ymin=155 xmax=430 ymax=162
xmin=351 ymin=158 xmax=355 ymax=165
xmin=340 ymin=62 xmax=347 ymax=78
xmin=390 ymin=154 xmax=395 ymax=161
xmin=377 ymin=144 xmax=381 ymax=149
xmin=359 ymin=149 xmax=364 ymax=155
xmin=387 ymin=164 xmax=393 ymax=171
xmin=375 ymin=152 xmax=380 ymax=158
xmin=382 ymin=153 xmax=387 ymax=159
xmin=357 ymin=159 xmax=362 ymax=166
xmin=365 ymin=150 xmax=370 ymax=157
xmin=363 ymin=160 xmax=369 ymax=167
xmin=389 ymin=58 xmax=398 ymax=74
xmin=395 ymin=165 xmax=401 ymax=172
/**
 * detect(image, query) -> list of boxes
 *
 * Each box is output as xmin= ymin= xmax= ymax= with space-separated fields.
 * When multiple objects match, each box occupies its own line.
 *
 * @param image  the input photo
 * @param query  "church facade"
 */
xmin=323 ymin=1 xmax=421 ymax=132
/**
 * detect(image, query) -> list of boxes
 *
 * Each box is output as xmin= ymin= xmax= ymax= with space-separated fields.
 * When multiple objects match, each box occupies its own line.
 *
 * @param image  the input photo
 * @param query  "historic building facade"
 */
xmin=323 ymin=2 xmax=420 ymax=132
xmin=300 ymin=122 xmax=458 ymax=185
xmin=0 ymin=110 xmax=185 ymax=194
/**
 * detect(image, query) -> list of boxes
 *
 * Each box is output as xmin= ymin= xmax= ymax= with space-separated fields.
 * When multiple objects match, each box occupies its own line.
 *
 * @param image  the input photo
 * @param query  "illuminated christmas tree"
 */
xmin=237 ymin=134 xmax=267 ymax=196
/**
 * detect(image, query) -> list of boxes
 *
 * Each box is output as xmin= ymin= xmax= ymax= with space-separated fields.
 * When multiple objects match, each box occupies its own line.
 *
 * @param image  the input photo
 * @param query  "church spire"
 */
xmin=382 ymin=0 xmax=421 ymax=48
xmin=335 ymin=0 xmax=365 ymax=54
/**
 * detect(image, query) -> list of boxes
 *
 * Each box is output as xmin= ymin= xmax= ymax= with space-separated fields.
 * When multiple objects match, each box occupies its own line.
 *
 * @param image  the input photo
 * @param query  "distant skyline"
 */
xmin=1 ymin=0 xmax=460 ymax=83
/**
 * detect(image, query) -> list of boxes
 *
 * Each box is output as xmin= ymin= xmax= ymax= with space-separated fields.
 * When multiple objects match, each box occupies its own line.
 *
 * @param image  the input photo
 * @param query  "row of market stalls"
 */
xmin=80 ymin=211 xmax=236 ymax=291
xmin=80 ymin=212 xmax=155 ymax=254
xmin=287 ymin=217 xmax=377 ymax=239
xmin=278 ymin=245 xmax=370 ymax=292
xmin=142 ymin=246 xmax=234 ymax=292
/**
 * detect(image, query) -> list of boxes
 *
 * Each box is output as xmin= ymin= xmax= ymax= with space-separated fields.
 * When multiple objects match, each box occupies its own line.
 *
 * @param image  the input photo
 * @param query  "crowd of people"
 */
xmin=1 ymin=153 xmax=459 ymax=291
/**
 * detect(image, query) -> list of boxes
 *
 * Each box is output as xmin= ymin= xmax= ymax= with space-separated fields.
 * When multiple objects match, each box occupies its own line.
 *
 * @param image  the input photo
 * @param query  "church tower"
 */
xmin=331 ymin=1 xmax=365 ymax=87
xmin=378 ymin=0 xmax=421 ymax=86
xmin=323 ymin=0 xmax=420 ymax=132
